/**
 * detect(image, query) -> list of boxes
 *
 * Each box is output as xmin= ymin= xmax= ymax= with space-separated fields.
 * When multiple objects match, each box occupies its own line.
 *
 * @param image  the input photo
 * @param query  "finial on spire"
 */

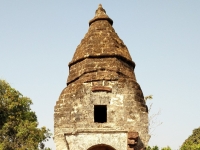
xmin=89 ymin=4 xmax=113 ymax=26
xmin=95 ymin=4 xmax=106 ymax=16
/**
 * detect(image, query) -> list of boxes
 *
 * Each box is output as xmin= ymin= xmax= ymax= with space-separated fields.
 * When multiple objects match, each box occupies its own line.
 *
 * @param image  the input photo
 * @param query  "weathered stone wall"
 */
xmin=54 ymin=79 xmax=149 ymax=149
xmin=65 ymin=132 xmax=127 ymax=150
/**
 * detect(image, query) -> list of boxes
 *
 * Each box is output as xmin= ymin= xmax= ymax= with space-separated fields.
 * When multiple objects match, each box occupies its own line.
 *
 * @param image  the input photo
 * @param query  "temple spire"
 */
xmin=89 ymin=4 xmax=113 ymax=26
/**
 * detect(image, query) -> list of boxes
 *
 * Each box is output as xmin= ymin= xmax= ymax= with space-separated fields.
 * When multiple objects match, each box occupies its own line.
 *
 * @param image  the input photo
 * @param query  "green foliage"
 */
xmin=152 ymin=146 xmax=159 ymax=150
xmin=146 ymin=146 xmax=159 ymax=150
xmin=146 ymin=146 xmax=171 ymax=150
xmin=0 ymin=80 xmax=51 ymax=150
xmin=146 ymin=146 xmax=152 ymax=150
xmin=180 ymin=127 xmax=200 ymax=150
xmin=161 ymin=146 xmax=171 ymax=150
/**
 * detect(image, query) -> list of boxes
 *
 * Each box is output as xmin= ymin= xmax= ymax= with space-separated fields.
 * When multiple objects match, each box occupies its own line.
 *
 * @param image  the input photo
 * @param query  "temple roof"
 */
xmin=69 ymin=4 xmax=135 ymax=67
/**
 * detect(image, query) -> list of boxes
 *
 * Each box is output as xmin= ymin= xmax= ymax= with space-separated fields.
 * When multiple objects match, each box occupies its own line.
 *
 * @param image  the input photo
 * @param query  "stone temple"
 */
xmin=54 ymin=4 xmax=150 ymax=150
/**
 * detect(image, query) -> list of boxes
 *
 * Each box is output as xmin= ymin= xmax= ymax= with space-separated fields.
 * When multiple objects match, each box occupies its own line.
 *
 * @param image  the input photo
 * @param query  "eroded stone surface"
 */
xmin=54 ymin=4 xmax=150 ymax=150
xmin=65 ymin=132 xmax=127 ymax=150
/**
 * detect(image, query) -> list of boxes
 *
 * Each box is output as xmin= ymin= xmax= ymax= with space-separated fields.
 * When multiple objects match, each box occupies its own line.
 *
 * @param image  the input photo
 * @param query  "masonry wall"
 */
xmin=54 ymin=78 xmax=149 ymax=149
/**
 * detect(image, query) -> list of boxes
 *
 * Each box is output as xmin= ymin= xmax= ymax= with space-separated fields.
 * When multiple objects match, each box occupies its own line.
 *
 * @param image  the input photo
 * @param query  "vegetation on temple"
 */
xmin=0 ymin=80 xmax=51 ymax=150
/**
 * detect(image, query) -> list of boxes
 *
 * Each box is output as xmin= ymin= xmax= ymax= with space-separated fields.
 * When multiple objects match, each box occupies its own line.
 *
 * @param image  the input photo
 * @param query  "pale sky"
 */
xmin=1 ymin=1 xmax=200 ymax=149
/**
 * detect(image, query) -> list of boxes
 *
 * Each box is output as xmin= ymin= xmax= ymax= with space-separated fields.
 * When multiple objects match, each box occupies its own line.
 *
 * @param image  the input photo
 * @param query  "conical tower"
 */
xmin=54 ymin=4 xmax=150 ymax=150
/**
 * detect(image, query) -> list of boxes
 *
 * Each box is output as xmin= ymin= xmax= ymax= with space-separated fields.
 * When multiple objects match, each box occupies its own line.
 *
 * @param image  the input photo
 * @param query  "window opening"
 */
xmin=94 ymin=105 xmax=107 ymax=123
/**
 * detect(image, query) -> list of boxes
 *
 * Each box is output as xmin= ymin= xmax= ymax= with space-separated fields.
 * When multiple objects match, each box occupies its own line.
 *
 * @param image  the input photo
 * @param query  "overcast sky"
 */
xmin=1 ymin=1 xmax=200 ymax=149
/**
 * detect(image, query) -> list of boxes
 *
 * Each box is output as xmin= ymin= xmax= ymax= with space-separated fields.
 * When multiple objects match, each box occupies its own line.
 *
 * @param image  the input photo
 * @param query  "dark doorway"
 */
xmin=94 ymin=105 xmax=107 ymax=123
xmin=88 ymin=144 xmax=116 ymax=150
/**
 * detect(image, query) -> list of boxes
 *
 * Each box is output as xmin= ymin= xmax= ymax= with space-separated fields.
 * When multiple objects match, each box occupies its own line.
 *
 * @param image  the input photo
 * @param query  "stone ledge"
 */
xmin=64 ymin=129 xmax=128 ymax=135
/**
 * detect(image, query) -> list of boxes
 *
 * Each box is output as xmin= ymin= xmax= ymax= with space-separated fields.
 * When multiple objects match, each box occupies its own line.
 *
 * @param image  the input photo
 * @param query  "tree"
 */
xmin=0 ymin=80 xmax=51 ymax=150
xmin=180 ymin=127 xmax=200 ymax=150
